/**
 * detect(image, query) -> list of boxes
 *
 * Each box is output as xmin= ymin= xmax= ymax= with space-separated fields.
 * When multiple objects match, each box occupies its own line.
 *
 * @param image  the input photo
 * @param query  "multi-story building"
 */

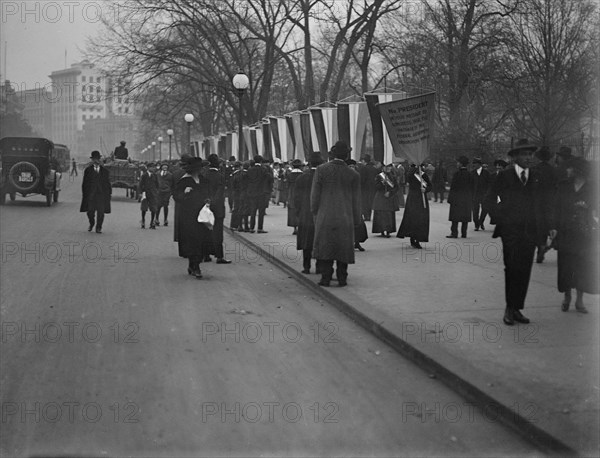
xmin=14 ymin=87 xmax=52 ymax=137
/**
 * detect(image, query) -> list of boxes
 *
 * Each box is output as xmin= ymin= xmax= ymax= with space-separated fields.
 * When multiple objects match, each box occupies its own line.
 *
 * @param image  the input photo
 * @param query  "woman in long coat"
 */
xmin=396 ymin=164 xmax=432 ymax=248
xmin=294 ymin=152 xmax=324 ymax=273
xmin=446 ymin=156 xmax=473 ymax=238
xmin=372 ymin=164 xmax=399 ymax=237
xmin=286 ymin=159 xmax=304 ymax=234
xmin=173 ymin=158 xmax=212 ymax=279
xmin=552 ymin=157 xmax=598 ymax=313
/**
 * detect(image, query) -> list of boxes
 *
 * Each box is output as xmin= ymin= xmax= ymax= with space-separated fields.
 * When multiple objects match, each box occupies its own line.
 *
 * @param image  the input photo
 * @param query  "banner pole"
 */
xmin=419 ymin=165 xmax=426 ymax=208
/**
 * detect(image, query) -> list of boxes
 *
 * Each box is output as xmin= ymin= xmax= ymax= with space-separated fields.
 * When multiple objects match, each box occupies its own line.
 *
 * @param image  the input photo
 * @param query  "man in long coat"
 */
xmin=294 ymin=152 xmax=324 ymax=274
xmin=247 ymin=155 xmax=271 ymax=233
xmin=205 ymin=154 xmax=232 ymax=264
xmin=311 ymin=141 xmax=361 ymax=287
xmin=488 ymin=139 xmax=552 ymax=326
xmin=286 ymin=159 xmax=304 ymax=234
xmin=139 ymin=163 xmax=160 ymax=229
xmin=80 ymin=150 xmax=112 ymax=233
xmin=156 ymin=163 xmax=174 ymax=227
xmin=471 ymin=157 xmax=491 ymax=230
xmin=446 ymin=156 xmax=473 ymax=238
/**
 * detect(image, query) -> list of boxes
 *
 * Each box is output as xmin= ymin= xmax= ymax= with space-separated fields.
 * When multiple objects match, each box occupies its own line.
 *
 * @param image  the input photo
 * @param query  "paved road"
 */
xmin=0 ymin=176 xmax=544 ymax=457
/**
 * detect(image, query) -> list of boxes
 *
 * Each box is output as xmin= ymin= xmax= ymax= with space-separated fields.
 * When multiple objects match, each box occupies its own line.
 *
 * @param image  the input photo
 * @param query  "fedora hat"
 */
xmin=332 ymin=140 xmax=352 ymax=159
xmin=308 ymin=152 xmax=324 ymax=166
xmin=508 ymin=138 xmax=538 ymax=157
xmin=457 ymin=155 xmax=469 ymax=166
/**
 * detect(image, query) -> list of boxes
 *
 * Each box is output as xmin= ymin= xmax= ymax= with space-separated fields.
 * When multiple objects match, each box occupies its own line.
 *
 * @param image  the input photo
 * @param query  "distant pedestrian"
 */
xmin=70 ymin=158 xmax=78 ymax=176
xmin=488 ymin=139 xmax=551 ymax=326
xmin=471 ymin=157 xmax=491 ymax=231
xmin=294 ymin=152 xmax=324 ymax=274
xmin=483 ymin=159 xmax=508 ymax=225
xmin=551 ymin=157 xmax=598 ymax=313
xmin=311 ymin=141 xmax=361 ymax=287
xmin=139 ymin=163 xmax=160 ymax=229
xmin=446 ymin=156 xmax=473 ymax=238
xmin=432 ymin=160 xmax=447 ymax=203
xmin=396 ymin=164 xmax=432 ymax=249
xmin=80 ymin=150 xmax=112 ymax=234
xmin=172 ymin=154 xmax=193 ymax=243
xmin=286 ymin=159 xmax=304 ymax=235
xmin=157 ymin=163 xmax=174 ymax=227
xmin=173 ymin=158 xmax=212 ymax=279
xmin=247 ymin=155 xmax=271 ymax=233
xmin=372 ymin=164 xmax=399 ymax=237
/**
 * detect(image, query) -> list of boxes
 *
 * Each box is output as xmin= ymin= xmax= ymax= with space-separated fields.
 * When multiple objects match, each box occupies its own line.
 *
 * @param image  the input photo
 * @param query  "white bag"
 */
xmin=198 ymin=204 xmax=215 ymax=230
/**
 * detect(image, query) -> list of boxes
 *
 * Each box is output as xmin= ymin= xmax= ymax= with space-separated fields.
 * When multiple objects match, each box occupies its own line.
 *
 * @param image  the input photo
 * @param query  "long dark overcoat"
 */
xmin=372 ymin=173 xmax=399 ymax=212
xmin=286 ymin=168 xmax=303 ymax=227
xmin=172 ymin=167 xmax=187 ymax=242
xmin=294 ymin=168 xmax=316 ymax=250
xmin=359 ymin=163 xmax=379 ymax=217
xmin=157 ymin=171 xmax=174 ymax=207
xmin=397 ymin=172 xmax=432 ymax=242
xmin=173 ymin=175 xmax=212 ymax=258
xmin=139 ymin=172 xmax=160 ymax=213
xmin=311 ymin=159 xmax=361 ymax=264
xmin=80 ymin=165 xmax=112 ymax=214
xmin=533 ymin=161 xmax=558 ymax=245
xmin=447 ymin=168 xmax=473 ymax=222
xmin=247 ymin=165 xmax=271 ymax=211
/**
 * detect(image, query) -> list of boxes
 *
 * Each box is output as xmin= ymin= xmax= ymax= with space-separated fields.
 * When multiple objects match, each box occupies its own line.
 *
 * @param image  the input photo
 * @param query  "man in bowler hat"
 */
xmin=489 ymin=139 xmax=552 ymax=325
xmin=80 ymin=151 xmax=112 ymax=233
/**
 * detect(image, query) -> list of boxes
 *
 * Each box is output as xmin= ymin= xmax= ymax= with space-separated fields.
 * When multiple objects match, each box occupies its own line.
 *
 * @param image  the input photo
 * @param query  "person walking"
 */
xmin=286 ymin=159 xmax=304 ymax=235
xmin=396 ymin=164 xmax=432 ymax=249
xmin=294 ymin=152 xmax=324 ymax=274
xmin=205 ymin=154 xmax=232 ymax=264
xmin=359 ymin=154 xmax=378 ymax=221
xmin=173 ymin=158 xmax=212 ymax=279
xmin=172 ymin=154 xmax=193 ymax=243
xmin=70 ymin=158 xmax=78 ymax=176
xmin=489 ymin=139 xmax=551 ymax=326
xmin=80 ymin=151 xmax=112 ymax=234
xmin=395 ymin=162 xmax=406 ymax=208
xmin=550 ymin=157 xmax=598 ymax=313
xmin=446 ymin=156 xmax=473 ymax=238
xmin=247 ymin=155 xmax=271 ymax=233
xmin=157 ymin=163 xmax=174 ymax=227
xmin=432 ymin=160 xmax=447 ymax=203
xmin=311 ymin=141 xmax=361 ymax=287
xmin=471 ymin=157 xmax=491 ymax=230
xmin=372 ymin=164 xmax=399 ymax=237
xmin=139 ymin=163 xmax=160 ymax=229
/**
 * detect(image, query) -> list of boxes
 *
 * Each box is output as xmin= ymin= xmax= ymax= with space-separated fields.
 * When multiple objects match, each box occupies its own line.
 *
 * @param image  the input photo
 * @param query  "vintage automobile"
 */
xmin=0 ymin=137 xmax=65 ymax=206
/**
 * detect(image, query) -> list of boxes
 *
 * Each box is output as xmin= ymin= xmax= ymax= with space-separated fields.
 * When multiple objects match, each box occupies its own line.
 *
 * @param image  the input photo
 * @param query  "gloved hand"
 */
xmin=142 ymin=192 xmax=146 ymax=200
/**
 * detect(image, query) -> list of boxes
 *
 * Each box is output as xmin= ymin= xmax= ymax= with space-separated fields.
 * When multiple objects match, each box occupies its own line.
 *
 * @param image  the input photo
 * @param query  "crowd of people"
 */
xmin=80 ymin=139 xmax=598 ymax=322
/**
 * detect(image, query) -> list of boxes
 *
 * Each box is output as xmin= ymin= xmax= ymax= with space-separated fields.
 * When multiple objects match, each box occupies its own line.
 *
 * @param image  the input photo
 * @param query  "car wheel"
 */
xmin=8 ymin=162 xmax=41 ymax=193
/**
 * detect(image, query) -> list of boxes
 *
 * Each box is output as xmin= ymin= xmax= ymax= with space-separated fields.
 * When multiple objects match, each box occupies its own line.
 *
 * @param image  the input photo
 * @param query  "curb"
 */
xmin=228 ymin=228 xmax=578 ymax=457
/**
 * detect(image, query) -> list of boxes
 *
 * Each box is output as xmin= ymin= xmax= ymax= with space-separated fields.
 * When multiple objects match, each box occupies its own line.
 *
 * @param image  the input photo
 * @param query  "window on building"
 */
xmin=97 ymin=77 xmax=101 ymax=84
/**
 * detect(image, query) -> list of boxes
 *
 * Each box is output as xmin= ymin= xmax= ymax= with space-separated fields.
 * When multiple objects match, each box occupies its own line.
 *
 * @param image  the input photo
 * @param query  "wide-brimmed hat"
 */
xmin=182 ymin=157 xmax=204 ymax=173
xmin=493 ymin=159 xmax=508 ymax=168
xmin=291 ymin=159 xmax=303 ymax=167
xmin=253 ymin=155 xmax=263 ymax=164
xmin=309 ymin=152 xmax=324 ymax=166
xmin=90 ymin=150 xmax=101 ymax=160
xmin=508 ymin=138 xmax=538 ymax=157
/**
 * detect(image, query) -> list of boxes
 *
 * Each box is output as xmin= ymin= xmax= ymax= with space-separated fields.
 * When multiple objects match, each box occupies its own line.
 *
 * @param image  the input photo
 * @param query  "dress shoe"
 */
xmin=193 ymin=269 xmax=203 ymax=279
xmin=503 ymin=309 xmax=515 ymax=326
xmin=318 ymin=279 xmax=330 ymax=287
xmin=446 ymin=234 xmax=458 ymax=239
xmin=164 ymin=221 xmax=168 ymax=226
xmin=411 ymin=241 xmax=422 ymax=249
xmin=257 ymin=230 xmax=268 ymax=234
xmin=88 ymin=224 xmax=94 ymax=232
xmin=187 ymin=267 xmax=194 ymax=276
xmin=95 ymin=228 xmax=102 ymax=234
xmin=216 ymin=258 xmax=232 ymax=264
xmin=150 ymin=224 xmax=156 ymax=229
xmin=461 ymin=234 xmax=467 ymax=238
xmin=561 ymin=295 xmax=571 ymax=312
xmin=338 ymin=280 xmax=347 ymax=287
xmin=301 ymin=269 xmax=310 ymax=274
xmin=474 ymin=227 xmax=479 ymax=231
xmin=141 ymin=223 xmax=145 ymax=229
xmin=480 ymin=224 xmax=485 ymax=231
xmin=513 ymin=310 xmax=530 ymax=324
xmin=248 ymin=229 xmax=255 ymax=233
xmin=355 ymin=243 xmax=365 ymax=252
xmin=292 ymin=229 xmax=297 ymax=235
xmin=155 ymin=221 xmax=160 ymax=227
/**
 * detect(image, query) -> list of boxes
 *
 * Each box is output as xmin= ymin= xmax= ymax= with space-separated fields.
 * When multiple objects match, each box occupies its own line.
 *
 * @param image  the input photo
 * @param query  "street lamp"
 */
xmin=232 ymin=71 xmax=249 ymax=160
xmin=157 ymin=136 xmax=163 ymax=162
xmin=184 ymin=113 xmax=194 ymax=156
xmin=166 ymin=129 xmax=174 ymax=161
xmin=151 ymin=141 xmax=156 ymax=162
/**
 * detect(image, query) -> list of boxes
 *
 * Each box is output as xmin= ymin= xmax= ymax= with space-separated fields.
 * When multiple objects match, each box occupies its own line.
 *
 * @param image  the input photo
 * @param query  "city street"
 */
xmin=0 ymin=176 xmax=546 ymax=457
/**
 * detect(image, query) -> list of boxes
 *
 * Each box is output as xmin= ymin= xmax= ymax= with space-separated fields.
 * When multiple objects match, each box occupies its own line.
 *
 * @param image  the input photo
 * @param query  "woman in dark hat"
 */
xmin=172 ymin=157 xmax=212 ymax=278
xmin=396 ymin=163 xmax=432 ymax=248
xmin=286 ymin=158 xmax=304 ymax=234
xmin=551 ymin=157 xmax=598 ymax=312
xmin=446 ymin=156 xmax=473 ymax=238
xmin=372 ymin=164 xmax=399 ymax=237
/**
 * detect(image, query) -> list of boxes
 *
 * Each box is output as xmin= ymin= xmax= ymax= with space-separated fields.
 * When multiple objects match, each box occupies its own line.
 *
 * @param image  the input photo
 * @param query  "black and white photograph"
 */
xmin=1 ymin=1 xmax=598 ymax=457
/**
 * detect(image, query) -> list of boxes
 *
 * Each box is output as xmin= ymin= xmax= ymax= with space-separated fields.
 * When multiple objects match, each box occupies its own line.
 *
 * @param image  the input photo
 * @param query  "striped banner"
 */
xmin=243 ymin=126 xmax=252 ymax=160
xmin=337 ymin=101 xmax=369 ymax=161
xmin=300 ymin=111 xmax=312 ymax=161
xmin=365 ymin=92 xmax=406 ymax=164
xmin=269 ymin=117 xmax=282 ymax=159
xmin=291 ymin=112 xmax=303 ymax=160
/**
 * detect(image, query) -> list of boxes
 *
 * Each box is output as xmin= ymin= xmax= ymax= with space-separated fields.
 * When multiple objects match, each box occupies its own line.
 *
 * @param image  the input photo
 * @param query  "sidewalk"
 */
xmin=225 ymin=200 xmax=599 ymax=457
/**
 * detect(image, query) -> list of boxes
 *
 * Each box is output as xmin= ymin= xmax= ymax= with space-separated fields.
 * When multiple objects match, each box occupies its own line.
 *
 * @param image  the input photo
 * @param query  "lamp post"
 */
xmin=232 ymin=71 xmax=249 ymax=160
xmin=166 ymin=129 xmax=173 ymax=161
xmin=151 ymin=141 xmax=156 ymax=162
xmin=157 ymin=136 xmax=163 ymax=162
xmin=184 ymin=113 xmax=194 ymax=156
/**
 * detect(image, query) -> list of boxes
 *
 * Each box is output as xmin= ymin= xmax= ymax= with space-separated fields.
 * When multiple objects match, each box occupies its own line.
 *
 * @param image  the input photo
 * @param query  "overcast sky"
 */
xmin=1 ymin=1 xmax=108 ymax=89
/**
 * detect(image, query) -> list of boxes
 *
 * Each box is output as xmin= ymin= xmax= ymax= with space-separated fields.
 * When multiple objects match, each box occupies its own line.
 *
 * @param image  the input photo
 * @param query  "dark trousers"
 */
xmin=316 ymin=260 xmax=348 ymax=282
xmin=87 ymin=210 xmax=104 ymax=229
xmin=450 ymin=221 xmax=467 ymax=237
xmin=472 ymin=200 xmax=484 ymax=227
xmin=250 ymin=207 xmax=266 ymax=230
xmin=212 ymin=217 xmax=225 ymax=259
xmin=434 ymin=189 xmax=445 ymax=202
xmin=302 ymin=249 xmax=312 ymax=271
xmin=501 ymin=232 xmax=536 ymax=310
